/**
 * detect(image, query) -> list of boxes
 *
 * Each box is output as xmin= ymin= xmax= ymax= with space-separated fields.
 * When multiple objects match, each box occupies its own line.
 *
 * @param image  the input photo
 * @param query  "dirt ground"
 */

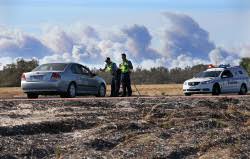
xmin=0 ymin=97 xmax=249 ymax=159
xmin=0 ymin=84 xmax=183 ymax=98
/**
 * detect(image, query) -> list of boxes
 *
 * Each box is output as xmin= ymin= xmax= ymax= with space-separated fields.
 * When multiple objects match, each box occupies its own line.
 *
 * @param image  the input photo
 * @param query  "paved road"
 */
xmin=0 ymin=94 xmax=249 ymax=102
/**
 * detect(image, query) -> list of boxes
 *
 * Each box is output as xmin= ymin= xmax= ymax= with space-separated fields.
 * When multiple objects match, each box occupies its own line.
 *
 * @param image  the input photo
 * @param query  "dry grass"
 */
xmin=131 ymin=84 xmax=183 ymax=96
xmin=106 ymin=84 xmax=183 ymax=96
xmin=0 ymin=87 xmax=25 ymax=98
xmin=0 ymin=84 xmax=183 ymax=98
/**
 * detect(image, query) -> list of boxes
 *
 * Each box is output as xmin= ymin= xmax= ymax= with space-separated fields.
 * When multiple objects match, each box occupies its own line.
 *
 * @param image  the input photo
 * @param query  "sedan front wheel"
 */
xmin=97 ymin=84 xmax=106 ymax=97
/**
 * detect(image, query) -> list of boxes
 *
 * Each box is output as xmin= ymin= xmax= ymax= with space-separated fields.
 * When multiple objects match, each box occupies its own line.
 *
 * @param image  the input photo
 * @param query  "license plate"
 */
xmin=30 ymin=75 xmax=44 ymax=81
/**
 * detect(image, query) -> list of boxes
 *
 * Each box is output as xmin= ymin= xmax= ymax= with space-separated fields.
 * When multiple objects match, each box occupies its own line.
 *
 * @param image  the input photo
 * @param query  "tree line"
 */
xmin=0 ymin=58 xmax=250 ymax=87
xmin=0 ymin=59 xmax=39 ymax=87
xmin=96 ymin=64 xmax=208 ymax=84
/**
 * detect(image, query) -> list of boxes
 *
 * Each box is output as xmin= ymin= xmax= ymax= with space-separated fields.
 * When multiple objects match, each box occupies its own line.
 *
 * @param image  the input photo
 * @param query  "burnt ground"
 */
xmin=0 ymin=97 xmax=249 ymax=159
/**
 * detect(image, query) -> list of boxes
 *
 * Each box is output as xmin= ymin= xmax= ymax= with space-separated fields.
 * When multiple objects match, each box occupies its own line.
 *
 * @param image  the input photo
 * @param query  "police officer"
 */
xmin=119 ymin=53 xmax=133 ymax=97
xmin=100 ymin=57 xmax=119 ymax=97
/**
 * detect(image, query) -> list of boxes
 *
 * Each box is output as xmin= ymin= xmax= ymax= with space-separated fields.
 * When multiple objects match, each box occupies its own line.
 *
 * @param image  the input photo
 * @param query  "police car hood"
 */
xmin=186 ymin=77 xmax=217 ymax=83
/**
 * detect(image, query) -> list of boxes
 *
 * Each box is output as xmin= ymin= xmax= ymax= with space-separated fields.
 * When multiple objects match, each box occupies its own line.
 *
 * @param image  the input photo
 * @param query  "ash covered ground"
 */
xmin=0 ymin=97 xmax=249 ymax=159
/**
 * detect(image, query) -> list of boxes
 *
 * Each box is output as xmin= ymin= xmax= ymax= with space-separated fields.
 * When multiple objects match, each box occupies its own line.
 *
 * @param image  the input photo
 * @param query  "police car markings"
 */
xmin=183 ymin=65 xmax=250 ymax=95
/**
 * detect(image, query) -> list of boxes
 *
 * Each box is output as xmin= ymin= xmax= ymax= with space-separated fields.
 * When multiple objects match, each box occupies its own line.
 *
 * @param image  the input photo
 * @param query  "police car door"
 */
xmin=232 ymin=69 xmax=241 ymax=92
xmin=221 ymin=70 xmax=235 ymax=93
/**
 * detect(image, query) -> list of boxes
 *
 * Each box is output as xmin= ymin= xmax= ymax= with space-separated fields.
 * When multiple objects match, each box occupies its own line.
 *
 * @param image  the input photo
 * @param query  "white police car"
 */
xmin=183 ymin=65 xmax=250 ymax=96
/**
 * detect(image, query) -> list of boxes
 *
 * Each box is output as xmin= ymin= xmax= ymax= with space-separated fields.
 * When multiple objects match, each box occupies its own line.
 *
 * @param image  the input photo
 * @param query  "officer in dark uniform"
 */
xmin=100 ymin=57 xmax=120 ymax=97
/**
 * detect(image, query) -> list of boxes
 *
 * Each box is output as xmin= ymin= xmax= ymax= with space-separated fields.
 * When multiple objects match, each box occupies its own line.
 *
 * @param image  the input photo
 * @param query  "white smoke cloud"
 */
xmin=41 ymin=26 xmax=73 ymax=54
xmin=238 ymin=44 xmax=250 ymax=58
xmin=0 ymin=26 xmax=51 ymax=58
xmin=40 ymin=25 xmax=127 ymax=65
xmin=0 ymin=12 xmax=249 ymax=70
xmin=98 ymin=40 xmax=127 ymax=64
xmin=72 ymin=45 xmax=87 ymax=61
xmin=162 ymin=12 xmax=215 ymax=59
xmin=209 ymin=47 xmax=240 ymax=66
xmin=80 ymin=26 xmax=100 ymax=40
xmin=72 ymin=44 xmax=100 ymax=62
xmin=69 ymin=24 xmax=100 ymax=41
xmin=39 ymin=53 xmax=75 ymax=64
xmin=140 ymin=58 xmax=167 ymax=70
xmin=169 ymin=54 xmax=209 ymax=69
xmin=123 ymin=24 xmax=160 ymax=60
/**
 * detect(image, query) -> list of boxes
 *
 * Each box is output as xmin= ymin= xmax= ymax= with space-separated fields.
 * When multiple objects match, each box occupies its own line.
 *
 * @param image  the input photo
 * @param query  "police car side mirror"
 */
xmin=221 ymin=75 xmax=229 ymax=78
xmin=91 ymin=73 xmax=96 ymax=77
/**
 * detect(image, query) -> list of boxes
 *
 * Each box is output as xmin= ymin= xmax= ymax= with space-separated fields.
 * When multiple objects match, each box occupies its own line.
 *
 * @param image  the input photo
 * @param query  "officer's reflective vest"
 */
xmin=105 ymin=63 xmax=113 ymax=72
xmin=120 ymin=60 xmax=129 ymax=73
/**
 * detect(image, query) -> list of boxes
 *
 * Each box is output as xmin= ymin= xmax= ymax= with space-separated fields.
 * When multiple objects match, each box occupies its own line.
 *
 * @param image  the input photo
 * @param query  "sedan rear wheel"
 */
xmin=60 ymin=94 xmax=67 ymax=98
xmin=65 ymin=83 xmax=76 ymax=98
xmin=27 ymin=93 xmax=39 ymax=99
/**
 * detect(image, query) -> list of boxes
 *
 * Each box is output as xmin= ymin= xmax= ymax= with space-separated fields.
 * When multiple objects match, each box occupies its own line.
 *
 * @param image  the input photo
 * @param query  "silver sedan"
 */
xmin=21 ymin=63 xmax=106 ymax=98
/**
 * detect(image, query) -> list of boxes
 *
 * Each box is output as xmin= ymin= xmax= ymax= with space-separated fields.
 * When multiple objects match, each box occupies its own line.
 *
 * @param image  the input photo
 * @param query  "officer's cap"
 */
xmin=105 ymin=57 xmax=111 ymax=62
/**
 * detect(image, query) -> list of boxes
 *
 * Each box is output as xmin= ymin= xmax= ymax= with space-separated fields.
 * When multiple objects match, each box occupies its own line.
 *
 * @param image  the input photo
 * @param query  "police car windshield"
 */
xmin=194 ymin=71 xmax=222 ymax=78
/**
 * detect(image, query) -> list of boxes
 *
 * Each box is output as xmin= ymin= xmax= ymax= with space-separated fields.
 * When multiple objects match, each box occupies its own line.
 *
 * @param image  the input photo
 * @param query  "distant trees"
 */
xmin=2 ymin=58 xmax=250 ymax=87
xmin=240 ymin=58 xmax=250 ymax=75
xmin=95 ymin=64 xmax=207 ymax=84
xmin=0 ymin=59 xmax=38 ymax=87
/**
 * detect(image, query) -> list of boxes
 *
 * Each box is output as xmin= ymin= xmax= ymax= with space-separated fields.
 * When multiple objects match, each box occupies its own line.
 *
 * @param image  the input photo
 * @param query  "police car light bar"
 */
xmin=208 ymin=64 xmax=215 ymax=68
xmin=208 ymin=64 xmax=231 ymax=69
xmin=218 ymin=64 xmax=231 ymax=68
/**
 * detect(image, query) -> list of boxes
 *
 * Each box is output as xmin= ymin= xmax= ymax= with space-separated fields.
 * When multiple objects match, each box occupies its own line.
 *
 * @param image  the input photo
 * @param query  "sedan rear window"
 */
xmin=33 ymin=63 xmax=68 ymax=71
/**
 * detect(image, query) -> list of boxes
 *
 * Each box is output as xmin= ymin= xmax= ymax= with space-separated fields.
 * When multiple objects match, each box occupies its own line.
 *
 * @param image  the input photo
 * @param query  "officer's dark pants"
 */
xmin=110 ymin=77 xmax=116 ymax=97
xmin=121 ymin=72 xmax=132 ymax=96
xmin=115 ymin=75 xmax=121 ymax=97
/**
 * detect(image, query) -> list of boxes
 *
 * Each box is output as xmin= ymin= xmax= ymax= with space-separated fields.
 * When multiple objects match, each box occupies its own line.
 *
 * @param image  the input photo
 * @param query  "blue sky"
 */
xmin=1 ymin=0 xmax=250 ymax=45
xmin=0 ymin=0 xmax=250 ymax=68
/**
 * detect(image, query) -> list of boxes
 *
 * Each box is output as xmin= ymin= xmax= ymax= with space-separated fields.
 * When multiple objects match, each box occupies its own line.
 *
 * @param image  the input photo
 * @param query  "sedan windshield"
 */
xmin=194 ymin=71 xmax=222 ymax=78
xmin=33 ymin=63 xmax=68 ymax=71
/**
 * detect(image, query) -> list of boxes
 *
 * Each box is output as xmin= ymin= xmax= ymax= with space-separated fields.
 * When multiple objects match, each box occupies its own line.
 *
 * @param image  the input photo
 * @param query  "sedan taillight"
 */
xmin=21 ymin=73 xmax=26 ymax=81
xmin=51 ymin=72 xmax=61 ymax=80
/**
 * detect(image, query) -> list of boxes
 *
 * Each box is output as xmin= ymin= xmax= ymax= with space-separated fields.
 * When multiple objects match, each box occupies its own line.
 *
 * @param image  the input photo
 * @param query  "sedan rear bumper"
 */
xmin=21 ymin=81 xmax=68 ymax=94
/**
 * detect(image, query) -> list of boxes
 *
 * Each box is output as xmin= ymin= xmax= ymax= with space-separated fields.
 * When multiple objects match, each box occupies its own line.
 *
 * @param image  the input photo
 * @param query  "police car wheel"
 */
xmin=239 ymin=84 xmax=247 ymax=95
xmin=212 ymin=84 xmax=220 ymax=95
xmin=184 ymin=93 xmax=192 ymax=96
